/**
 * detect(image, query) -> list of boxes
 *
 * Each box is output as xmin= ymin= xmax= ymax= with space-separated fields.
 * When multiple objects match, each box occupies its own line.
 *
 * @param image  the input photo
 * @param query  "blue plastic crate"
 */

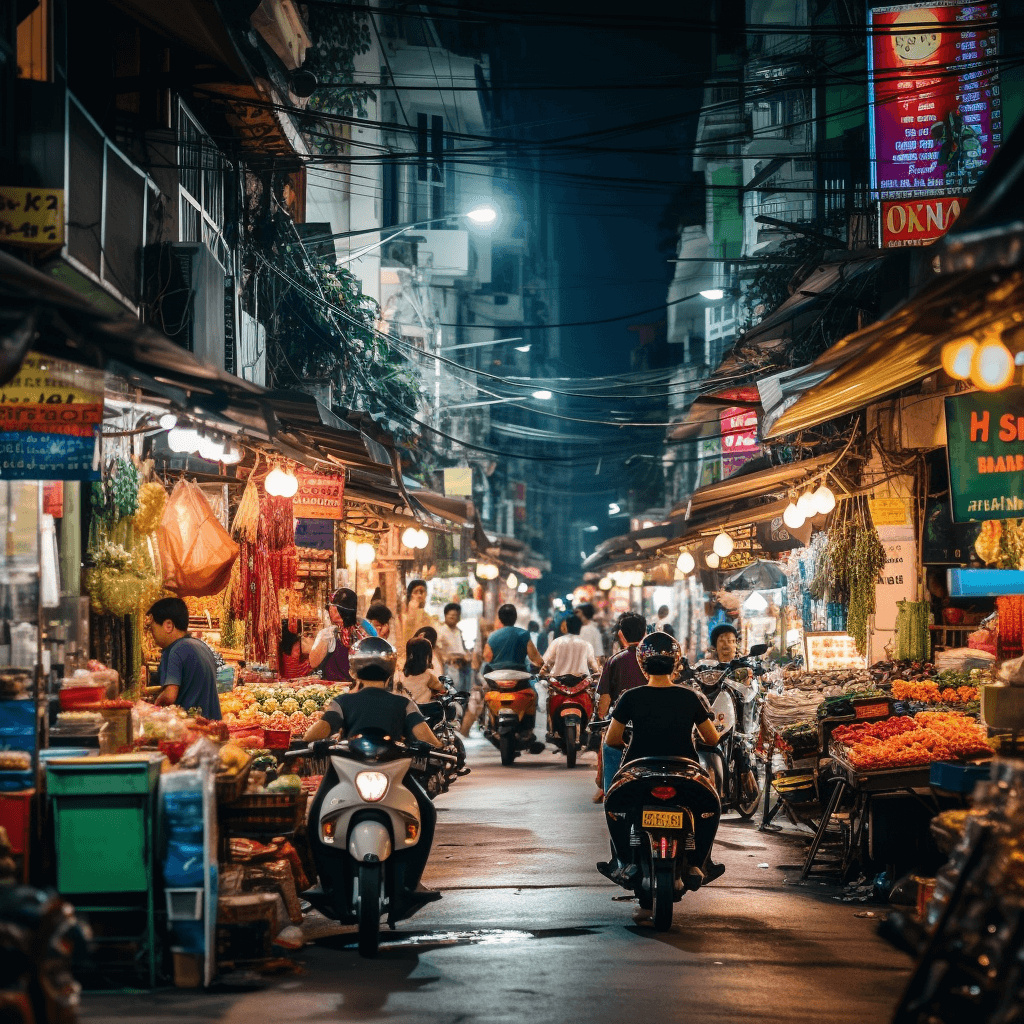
xmin=0 ymin=700 xmax=35 ymax=753
xmin=930 ymin=760 xmax=992 ymax=793
xmin=0 ymin=770 xmax=34 ymax=792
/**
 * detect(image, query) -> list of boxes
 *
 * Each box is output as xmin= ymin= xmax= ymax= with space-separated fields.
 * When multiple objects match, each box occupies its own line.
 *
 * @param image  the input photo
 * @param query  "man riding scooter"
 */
xmin=598 ymin=631 xmax=726 ymax=916
xmin=303 ymin=636 xmax=444 ymax=908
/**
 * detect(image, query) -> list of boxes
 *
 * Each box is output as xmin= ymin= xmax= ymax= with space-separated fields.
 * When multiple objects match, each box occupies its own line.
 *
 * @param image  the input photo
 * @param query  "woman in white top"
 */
xmin=395 ymin=636 xmax=445 ymax=704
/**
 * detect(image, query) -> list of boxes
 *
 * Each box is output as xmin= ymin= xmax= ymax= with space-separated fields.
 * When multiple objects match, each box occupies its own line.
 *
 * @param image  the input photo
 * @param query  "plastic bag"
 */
xmin=157 ymin=480 xmax=238 ymax=597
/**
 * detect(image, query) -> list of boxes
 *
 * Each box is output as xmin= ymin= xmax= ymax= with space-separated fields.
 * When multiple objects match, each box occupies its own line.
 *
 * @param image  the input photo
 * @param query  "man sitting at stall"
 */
xmin=147 ymin=597 xmax=222 ymax=719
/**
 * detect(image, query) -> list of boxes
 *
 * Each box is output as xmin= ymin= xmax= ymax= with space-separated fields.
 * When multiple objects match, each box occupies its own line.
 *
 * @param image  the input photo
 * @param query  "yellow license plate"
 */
xmin=642 ymin=809 xmax=684 ymax=829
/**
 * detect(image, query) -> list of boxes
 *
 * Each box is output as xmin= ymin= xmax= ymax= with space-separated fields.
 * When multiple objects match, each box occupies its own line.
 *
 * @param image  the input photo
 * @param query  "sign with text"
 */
xmin=293 ymin=472 xmax=345 ymax=519
xmin=0 ymin=187 xmax=64 ymax=246
xmin=868 ymin=3 xmax=1001 ymax=200
xmin=443 ymin=466 xmax=472 ymax=497
xmin=0 ymin=432 xmax=98 ymax=480
xmin=881 ymin=196 xmax=965 ymax=247
xmin=294 ymin=518 xmax=335 ymax=549
xmin=720 ymin=406 xmax=759 ymax=477
xmin=945 ymin=388 xmax=1024 ymax=521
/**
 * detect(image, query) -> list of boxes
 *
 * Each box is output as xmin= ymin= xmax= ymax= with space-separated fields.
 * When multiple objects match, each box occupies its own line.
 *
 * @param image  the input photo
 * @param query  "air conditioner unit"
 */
xmin=144 ymin=242 xmax=228 ymax=370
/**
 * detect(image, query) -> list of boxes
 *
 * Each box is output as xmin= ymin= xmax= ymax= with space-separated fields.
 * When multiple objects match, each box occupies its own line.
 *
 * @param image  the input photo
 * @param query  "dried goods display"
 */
xmin=996 ymin=595 xmax=1024 ymax=653
xmin=894 ymin=600 xmax=932 ymax=663
xmin=804 ymin=632 xmax=865 ymax=671
xmin=831 ymin=712 xmax=992 ymax=771
xmin=890 ymin=668 xmax=988 ymax=706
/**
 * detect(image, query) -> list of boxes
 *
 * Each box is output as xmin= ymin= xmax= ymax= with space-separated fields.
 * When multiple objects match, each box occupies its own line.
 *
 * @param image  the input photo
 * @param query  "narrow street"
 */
xmin=81 ymin=737 xmax=912 ymax=1024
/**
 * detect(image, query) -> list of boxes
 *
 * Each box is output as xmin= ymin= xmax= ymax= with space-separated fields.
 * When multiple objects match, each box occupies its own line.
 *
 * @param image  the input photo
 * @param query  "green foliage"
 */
xmin=302 ymin=7 xmax=376 ymax=155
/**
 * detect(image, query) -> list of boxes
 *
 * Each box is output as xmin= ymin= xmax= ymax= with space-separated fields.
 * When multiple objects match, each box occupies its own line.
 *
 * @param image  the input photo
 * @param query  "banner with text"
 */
xmin=293 ymin=472 xmax=345 ymax=519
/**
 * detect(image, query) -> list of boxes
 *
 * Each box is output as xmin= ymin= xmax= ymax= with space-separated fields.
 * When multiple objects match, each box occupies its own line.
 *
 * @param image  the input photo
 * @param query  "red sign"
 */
xmin=881 ymin=196 xmax=965 ymax=247
xmin=43 ymin=482 xmax=63 ymax=517
xmin=293 ymin=472 xmax=345 ymax=519
xmin=720 ymin=406 xmax=759 ymax=478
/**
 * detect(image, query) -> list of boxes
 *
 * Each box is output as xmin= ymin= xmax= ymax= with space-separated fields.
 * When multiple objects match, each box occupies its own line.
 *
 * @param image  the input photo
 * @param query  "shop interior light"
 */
xmin=744 ymin=592 xmax=769 ymax=613
xmin=941 ymin=336 xmax=978 ymax=380
xmin=220 ymin=441 xmax=243 ymax=465
xmin=265 ymin=467 xmax=288 ymax=496
xmin=159 ymin=413 xmax=177 ymax=430
xmin=783 ymin=499 xmax=805 ymax=530
xmin=699 ymin=288 xmax=725 ymax=300
xmin=553 ymin=598 xmax=565 ymax=610
xmin=355 ymin=542 xmax=376 ymax=566
xmin=198 ymin=435 xmax=224 ymax=462
xmin=598 ymin=576 xmax=613 ymax=591
xmin=676 ymin=551 xmax=695 ymax=574
xmin=972 ymin=338 xmax=1015 ymax=391
xmin=634 ymin=571 xmax=645 ymax=586
xmin=507 ymin=573 xmax=519 ymax=588
xmin=167 ymin=427 xmax=200 ymax=454
xmin=705 ymin=552 xmax=720 ymax=569
xmin=712 ymin=531 xmax=734 ymax=558
xmin=565 ymin=592 xmax=574 ymax=601
xmin=517 ymin=582 xmax=528 ymax=594
xmin=401 ymin=527 xmax=418 ymax=548
xmin=796 ymin=490 xmax=816 ymax=519
xmin=413 ymin=529 xmax=429 ymax=549
xmin=812 ymin=482 xmax=836 ymax=515
xmin=476 ymin=563 xmax=499 ymax=580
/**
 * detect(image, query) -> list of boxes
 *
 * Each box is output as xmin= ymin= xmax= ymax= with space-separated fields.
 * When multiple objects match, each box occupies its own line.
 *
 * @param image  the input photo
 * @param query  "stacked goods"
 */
xmin=831 ymin=712 xmax=993 ymax=771
xmin=870 ymin=660 xmax=937 ymax=684
xmin=997 ymin=595 xmax=1024 ymax=654
xmin=220 ymin=683 xmax=342 ymax=737
xmin=890 ymin=670 xmax=988 ymax=707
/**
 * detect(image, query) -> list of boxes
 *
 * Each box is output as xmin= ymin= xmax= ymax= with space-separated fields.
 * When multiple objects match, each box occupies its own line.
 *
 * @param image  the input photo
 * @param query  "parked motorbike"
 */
xmin=685 ymin=643 xmax=768 ymax=819
xmin=0 ymin=883 xmax=90 ymax=1024
xmin=482 ymin=669 xmax=544 ymax=766
xmin=594 ymin=723 xmax=722 ymax=931
xmin=287 ymin=731 xmax=456 ymax=957
xmin=413 ymin=679 xmax=471 ymax=798
xmin=544 ymin=674 xmax=595 ymax=768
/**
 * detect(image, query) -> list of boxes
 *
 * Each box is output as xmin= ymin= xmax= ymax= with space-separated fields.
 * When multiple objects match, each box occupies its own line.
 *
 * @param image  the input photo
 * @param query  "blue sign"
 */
xmin=0 ymin=430 xmax=99 ymax=480
xmin=294 ymin=518 xmax=334 ymax=549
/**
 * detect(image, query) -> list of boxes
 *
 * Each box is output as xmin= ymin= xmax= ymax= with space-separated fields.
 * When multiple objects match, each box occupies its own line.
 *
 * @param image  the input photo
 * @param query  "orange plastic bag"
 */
xmin=157 ymin=480 xmax=239 ymax=597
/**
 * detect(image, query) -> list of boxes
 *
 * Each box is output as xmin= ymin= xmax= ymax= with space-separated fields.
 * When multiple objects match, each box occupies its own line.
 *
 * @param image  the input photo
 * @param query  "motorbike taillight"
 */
xmin=495 ymin=679 xmax=519 ymax=690
xmin=650 ymin=786 xmax=677 ymax=800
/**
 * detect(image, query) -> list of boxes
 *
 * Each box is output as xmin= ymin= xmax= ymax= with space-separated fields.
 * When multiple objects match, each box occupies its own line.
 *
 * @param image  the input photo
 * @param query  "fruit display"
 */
xmin=831 ymin=712 xmax=993 ymax=771
xmin=220 ymin=682 xmax=344 ymax=736
xmin=217 ymin=742 xmax=250 ymax=777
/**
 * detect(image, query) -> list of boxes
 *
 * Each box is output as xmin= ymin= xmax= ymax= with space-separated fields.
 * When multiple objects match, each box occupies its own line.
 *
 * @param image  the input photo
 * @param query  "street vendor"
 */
xmin=398 ymin=578 xmax=438 ymax=657
xmin=309 ymin=588 xmax=368 ymax=683
xmin=146 ymin=597 xmax=222 ymax=719
xmin=708 ymin=622 xmax=740 ymax=665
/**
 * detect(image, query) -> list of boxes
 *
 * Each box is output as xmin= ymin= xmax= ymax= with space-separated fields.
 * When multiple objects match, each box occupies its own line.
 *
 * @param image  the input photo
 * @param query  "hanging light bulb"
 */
xmin=783 ymin=501 xmax=805 ymax=530
xmin=706 ymin=552 xmax=720 ymax=569
xmin=413 ymin=529 xmax=429 ymax=549
xmin=220 ymin=441 xmax=243 ymax=465
xmin=972 ymin=338 xmax=1015 ymax=391
xmin=159 ymin=413 xmax=177 ymax=430
xmin=812 ymin=482 xmax=836 ymax=515
xmin=198 ymin=435 xmax=224 ymax=462
xmin=598 ymin=576 xmax=613 ymax=591
xmin=355 ymin=542 xmax=376 ymax=565
xmin=713 ymin=531 xmax=734 ymax=558
xmin=476 ymin=563 xmax=498 ymax=580
xmin=401 ymin=527 xmax=419 ymax=548
xmin=167 ymin=427 xmax=199 ymax=454
xmin=517 ymin=582 xmax=528 ymax=594
xmin=744 ymin=592 xmax=769 ymax=613
xmin=676 ymin=551 xmax=695 ymax=574
xmin=507 ymin=573 xmax=519 ymax=589
xmin=941 ymin=336 xmax=978 ymax=380
xmin=796 ymin=489 xmax=816 ymax=519
xmin=265 ymin=466 xmax=288 ymax=496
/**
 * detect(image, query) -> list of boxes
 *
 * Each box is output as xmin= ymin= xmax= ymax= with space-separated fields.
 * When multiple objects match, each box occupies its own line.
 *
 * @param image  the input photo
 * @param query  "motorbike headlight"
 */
xmin=355 ymin=771 xmax=389 ymax=802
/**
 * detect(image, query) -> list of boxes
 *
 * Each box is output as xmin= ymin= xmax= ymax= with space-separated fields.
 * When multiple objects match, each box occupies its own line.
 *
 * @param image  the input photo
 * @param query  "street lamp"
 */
xmin=699 ymin=289 xmax=725 ymax=300
xmin=441 ymin=337 xmax=526 ymax=352
xmin=445 ymin=391 xmax=553 ymax=411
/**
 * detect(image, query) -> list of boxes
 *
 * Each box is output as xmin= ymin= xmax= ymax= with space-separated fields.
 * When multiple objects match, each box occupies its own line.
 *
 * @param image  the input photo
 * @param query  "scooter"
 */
xmin=482 ymin=669 xmax=544 ymax=766
xmin=286 ymin=731 xmax=456 ymax=958
xmin=686 ymin=644 xmax=768 ymax=819
xmin=544 ymin=674 xmax=595 ymax=768
xmin=596 ymin=732 xmax=722 ymax=931
xmin=413 ymin=680 xmax=471 ymax=798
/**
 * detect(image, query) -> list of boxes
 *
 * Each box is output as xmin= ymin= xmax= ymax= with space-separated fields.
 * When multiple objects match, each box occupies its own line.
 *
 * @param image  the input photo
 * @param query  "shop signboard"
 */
xmin=756 ymin=514 xmax=812 ymax=552
xmin=720 ymin=406 xmax=759 ymax=478
xmin=443 ymin=466 xmax=472 ymax=497
xmin=945 ymin=388 xmax=1024 ymax=522
xmin=880 ymin=196 xmax=965 ymax=247
xmin=804 ymin=632 xmax=865 ymax=671
xmin=294 ymin=518 xmax=334 ymax=550
xmin=868 ymin=2 xmax=1001 ymax=201
xmin=871 ymin=526 xmax=918 ymax=663
xmin=0 ymin=187 xmax=64 ymax=246
xmin=293 ymin=472 xmax=344 ymax=519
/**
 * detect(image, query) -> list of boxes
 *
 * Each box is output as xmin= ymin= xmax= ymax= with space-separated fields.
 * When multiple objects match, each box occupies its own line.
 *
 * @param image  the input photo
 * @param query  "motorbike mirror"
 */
xmin=748 ymin=644 xmax=769 ymax=658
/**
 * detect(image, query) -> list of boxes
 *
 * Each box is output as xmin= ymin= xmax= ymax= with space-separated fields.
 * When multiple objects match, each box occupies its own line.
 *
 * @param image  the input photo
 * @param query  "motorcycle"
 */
xmin=596 ymin=726 xmax=722 ymax=931
xmin=544 ymin=674 xmax=595 ymax=768
xmin=685 ymin=643 xmax=768 ymax=819
xmin=286 ymin=731 xmax=456 ymax=958
xmin=481 ymin=669 xmax=544 ymax=766
xmin=413 ymin=679 xmax=471 ymax=798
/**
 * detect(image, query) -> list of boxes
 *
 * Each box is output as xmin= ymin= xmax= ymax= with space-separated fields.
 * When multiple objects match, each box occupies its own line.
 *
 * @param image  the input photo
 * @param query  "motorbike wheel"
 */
xmin=452 ymin=732 xmax=467 ymax=769
xmin=565 ymin=723 xmax=577 ymax=768
xmin=736 ymin=766 xmax=763 ymax=819
xmin=357 ymin=862 xmax=382 ymax=958
xmin=652 ymin=862 xmax=675 ymax=931
xmin=499 ymin=732 xmax=516 ymax=766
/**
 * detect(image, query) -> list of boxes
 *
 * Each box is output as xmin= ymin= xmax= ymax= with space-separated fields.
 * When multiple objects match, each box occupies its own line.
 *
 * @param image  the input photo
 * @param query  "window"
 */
xmin=17 ymin=0 xmax=51 ymax=81
xmin=178 ymin=101 xmax=228 ymax=265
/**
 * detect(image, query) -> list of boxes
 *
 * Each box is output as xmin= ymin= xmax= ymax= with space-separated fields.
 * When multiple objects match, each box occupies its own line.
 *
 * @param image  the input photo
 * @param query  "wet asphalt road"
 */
xmin=81 ymin=734 xmax=912 ymax=1023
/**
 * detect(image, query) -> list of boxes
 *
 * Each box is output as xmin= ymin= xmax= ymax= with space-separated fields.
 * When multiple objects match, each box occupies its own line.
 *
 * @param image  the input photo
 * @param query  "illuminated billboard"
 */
xmin=880 ymin=195 xmax=965 ymax=246
xmin=868 ymin=2 xmax=1001 ymax=201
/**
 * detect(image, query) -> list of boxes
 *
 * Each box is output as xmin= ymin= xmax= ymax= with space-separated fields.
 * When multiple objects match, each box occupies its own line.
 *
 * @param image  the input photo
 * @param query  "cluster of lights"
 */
xmin=598 ymin=576 xmax=614 ymax=591
xmin=610 ymin=570 xmax=644 ymax=587
xmin=475 ymin=563 xmax=499 ymax=580
xmin=942 ymin=331 xmax=1022 ymax=392
xmin=345 ymin=539 xmax=377 ymax=566
xmin=265 ymin=466 xmax=299 ymax=497
xmin=167 ymin=425 xmax=243 ymax=465
xmin=783 ymin=481 xmax=836 ymax=530
xmin=401 ymin=527 xmax=430 ymax=550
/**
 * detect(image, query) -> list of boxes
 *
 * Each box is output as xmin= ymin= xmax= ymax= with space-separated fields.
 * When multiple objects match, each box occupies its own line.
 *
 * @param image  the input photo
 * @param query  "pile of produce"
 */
xmin=869 ymin=660 xmax=937 ymax=684
xmin=220 ymin=682 xmax=342 ymax=736
xmin=997 ymin=595 xmax=1024 ymax=653
xmin=762 ymin=669 xmax=876 ymax=738
xmin=831 ymin=712 xmax=992 ymax=770
xmin=890 ymin=668 xmax=987 ymax=706
xmin=217 ymin=742 xmax=250 ymax=778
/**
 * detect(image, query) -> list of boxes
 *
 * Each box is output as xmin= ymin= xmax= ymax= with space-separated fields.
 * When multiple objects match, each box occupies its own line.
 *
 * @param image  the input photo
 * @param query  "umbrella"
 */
xmin=721 ymin=559 xmax=788 ymax=592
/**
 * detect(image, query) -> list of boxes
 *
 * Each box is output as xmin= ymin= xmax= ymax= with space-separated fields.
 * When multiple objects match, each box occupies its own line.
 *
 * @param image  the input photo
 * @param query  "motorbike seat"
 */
xmin=625 ymin=755 xmax=710 ymax=777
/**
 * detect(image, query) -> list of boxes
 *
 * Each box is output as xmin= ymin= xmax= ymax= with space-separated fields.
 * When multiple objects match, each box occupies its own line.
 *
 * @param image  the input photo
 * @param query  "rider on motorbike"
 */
xmin=303 ymin=636 xmax=444 ymax=901
xmin=540 ymin=613 xmax=599 ymax=681
xmin=482 ymin=604 xmax=544 ymax=732
xmin=600 ymin=631 xmax=726 ymax=890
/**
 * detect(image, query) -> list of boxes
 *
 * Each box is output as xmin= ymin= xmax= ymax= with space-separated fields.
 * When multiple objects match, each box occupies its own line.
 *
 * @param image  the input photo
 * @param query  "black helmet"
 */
xmin=348 ymin=636 xmax=398 ymax=682
xmin=636 ymin=630 xmax=681 ymax=677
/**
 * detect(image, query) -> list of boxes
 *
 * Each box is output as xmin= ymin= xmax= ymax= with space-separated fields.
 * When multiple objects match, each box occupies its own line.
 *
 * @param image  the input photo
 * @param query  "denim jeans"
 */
xmin=603 ymin=742 xmax=623 ymax=795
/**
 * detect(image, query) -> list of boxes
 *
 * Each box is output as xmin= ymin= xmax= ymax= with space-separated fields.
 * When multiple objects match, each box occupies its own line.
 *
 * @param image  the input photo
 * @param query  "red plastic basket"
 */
xmin=263 ymin=729 xmax=291 ymax=749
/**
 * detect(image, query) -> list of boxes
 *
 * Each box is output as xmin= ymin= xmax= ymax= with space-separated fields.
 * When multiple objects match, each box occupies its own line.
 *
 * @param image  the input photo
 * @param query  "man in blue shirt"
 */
xmin=147 ymin=597 xmax=222 ymax=719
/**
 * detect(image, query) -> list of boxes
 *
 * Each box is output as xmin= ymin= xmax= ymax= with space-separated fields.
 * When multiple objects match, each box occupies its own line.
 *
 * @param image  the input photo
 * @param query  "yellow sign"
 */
xmin=443 ymin=466 xmax=473 ymax=497
xmin=0 ymin=354 xmax=103 ymax=406
xmin=868 ymin=496 xmax=912 ymax=527
xmin=0 ymin=187 xmax=63 ymax=246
